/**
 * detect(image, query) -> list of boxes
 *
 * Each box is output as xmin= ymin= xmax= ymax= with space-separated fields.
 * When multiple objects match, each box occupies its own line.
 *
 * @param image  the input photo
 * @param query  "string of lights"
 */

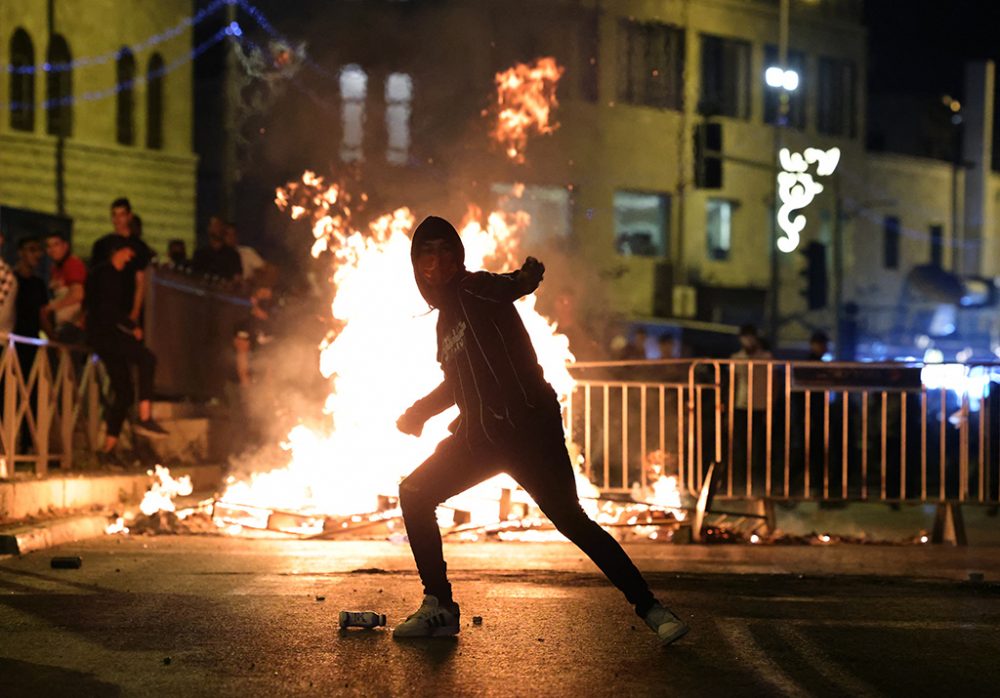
xmin=0 ymin=25 xmax=236 ymax=112
xmin=2 ymin=0 xmax=235 ymax=75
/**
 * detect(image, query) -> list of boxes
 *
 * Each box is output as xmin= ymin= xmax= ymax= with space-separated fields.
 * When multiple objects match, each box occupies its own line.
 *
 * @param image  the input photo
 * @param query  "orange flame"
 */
xmin=490 ymin=57 xmax=564 ymax=163
xmin=219 ymin=173 xmax=577 ymax=522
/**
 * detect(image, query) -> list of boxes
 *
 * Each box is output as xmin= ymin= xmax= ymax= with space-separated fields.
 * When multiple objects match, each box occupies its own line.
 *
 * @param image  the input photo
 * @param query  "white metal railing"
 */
xmin=0 ymin=333 xmax=103 ymax=477
xmin=566 ymin=359 xmax=1000 ymax=505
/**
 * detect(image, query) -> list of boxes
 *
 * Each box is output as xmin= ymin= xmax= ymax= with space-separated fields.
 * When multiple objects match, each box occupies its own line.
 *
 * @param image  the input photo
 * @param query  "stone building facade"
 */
xmin=0 ymin=0 xmax=197 ymax=258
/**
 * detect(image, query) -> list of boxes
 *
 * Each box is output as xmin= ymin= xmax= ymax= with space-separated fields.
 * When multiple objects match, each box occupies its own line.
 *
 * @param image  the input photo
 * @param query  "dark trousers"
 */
xmin=399 ymin=401 xmax=657 ymax=617
xmin=92 ymin=333 xmax=156 ymax=438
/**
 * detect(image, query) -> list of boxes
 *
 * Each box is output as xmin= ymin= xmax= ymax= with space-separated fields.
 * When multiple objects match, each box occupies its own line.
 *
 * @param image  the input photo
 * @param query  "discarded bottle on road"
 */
xmin=339 ymin=611 xmax=386 ymax=629
xmin=51 ymin=556 xmax=82 ymax=569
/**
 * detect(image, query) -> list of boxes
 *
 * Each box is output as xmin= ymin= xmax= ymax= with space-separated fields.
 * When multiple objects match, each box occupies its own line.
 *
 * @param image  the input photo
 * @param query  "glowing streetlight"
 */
xmin=765 ymin=66 xmax=799 ymax=91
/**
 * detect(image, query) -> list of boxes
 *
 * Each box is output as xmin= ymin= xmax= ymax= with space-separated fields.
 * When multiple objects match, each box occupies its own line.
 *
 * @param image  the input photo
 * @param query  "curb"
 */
xmin=0 ymin=513 xmax=110 ymax=556
xmin=0 ymin=463 xmax=225 ymax=522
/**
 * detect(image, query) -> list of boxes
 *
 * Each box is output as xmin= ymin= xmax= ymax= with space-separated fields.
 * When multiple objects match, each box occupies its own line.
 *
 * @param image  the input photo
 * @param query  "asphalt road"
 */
xmin=1 ymin=536 xmax=999 ymax=697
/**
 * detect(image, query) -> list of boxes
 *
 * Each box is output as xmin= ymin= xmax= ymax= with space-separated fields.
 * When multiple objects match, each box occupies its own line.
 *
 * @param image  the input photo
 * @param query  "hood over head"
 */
xmin=411 ymin=216 xmax=465 ymax=306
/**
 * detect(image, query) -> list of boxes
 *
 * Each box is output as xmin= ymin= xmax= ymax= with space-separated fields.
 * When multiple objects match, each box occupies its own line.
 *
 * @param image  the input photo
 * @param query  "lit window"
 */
xmin=385 ymin=73 xmax=412 ymax=166
xmin=339 ymin=65 xmax=367 ymax=162
xmin=493 ymin=184 xmax=572 ymax=245
xmin=10 ymin=28 xmax=35 ymax=132
xmin=706 ymin=198 xmax=734 ymax=261
xmin=46 ymin=34 xmax=72 ymax=137
xmin=116 ymin=47 xmax=136 ymax=146
xmin=614 ymin=191 xmax=670 ymax=257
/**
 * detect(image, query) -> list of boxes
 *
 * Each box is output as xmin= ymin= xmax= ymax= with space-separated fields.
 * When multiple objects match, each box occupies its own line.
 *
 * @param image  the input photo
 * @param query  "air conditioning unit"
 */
xmin=673 ymin=285 xmax=697 ymax=318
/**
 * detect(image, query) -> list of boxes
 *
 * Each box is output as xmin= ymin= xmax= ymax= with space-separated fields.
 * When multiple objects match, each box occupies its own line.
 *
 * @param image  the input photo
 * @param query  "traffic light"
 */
xmin=800 ymin=241 xmax=828 ymax=310
xmin=694 ymin=122 xmax=722 ymax=189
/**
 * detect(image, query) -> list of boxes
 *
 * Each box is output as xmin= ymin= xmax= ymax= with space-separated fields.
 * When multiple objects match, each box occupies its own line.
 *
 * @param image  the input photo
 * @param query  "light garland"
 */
xmin=1 ymin=25 xmax=235 ymax=112
xmin=776 ymin=146 xmax=840 ymax=253
xmin=3 ymin=0 xmax=235 ymax=75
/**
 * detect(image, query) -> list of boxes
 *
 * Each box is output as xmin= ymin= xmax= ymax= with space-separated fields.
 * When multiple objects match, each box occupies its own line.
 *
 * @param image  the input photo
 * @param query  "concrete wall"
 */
xmin=0 ymin=0 xmax=197 ymax=256
xmin=855 ymin=154 xmax=961 ymax=303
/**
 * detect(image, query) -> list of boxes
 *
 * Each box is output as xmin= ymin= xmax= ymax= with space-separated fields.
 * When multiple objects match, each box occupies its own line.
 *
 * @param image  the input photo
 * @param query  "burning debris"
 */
xmin=105 ymin=466 xmax=213 ymax=536
xmin=488 ymin=57 xmax=564 ymax=162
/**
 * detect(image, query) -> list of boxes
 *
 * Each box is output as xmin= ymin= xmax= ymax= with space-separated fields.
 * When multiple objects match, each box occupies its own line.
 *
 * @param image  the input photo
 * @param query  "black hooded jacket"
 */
xmin=410 ymin=216 xmax=556 ymax=445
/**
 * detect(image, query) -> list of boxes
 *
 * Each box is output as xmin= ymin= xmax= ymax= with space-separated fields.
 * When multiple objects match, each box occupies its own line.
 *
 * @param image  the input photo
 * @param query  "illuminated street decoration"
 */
xmin=776 ymin=146 xmax=841 ymax=253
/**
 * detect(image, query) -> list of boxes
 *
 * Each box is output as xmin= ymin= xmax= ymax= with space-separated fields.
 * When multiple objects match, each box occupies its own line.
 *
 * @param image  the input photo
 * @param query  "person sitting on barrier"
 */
xmin=84 ymin=237 xmax=168 ymax=464
xmin=392 ymin=215 xmax=689 ymax=645
xmin=42 ymin=231 xmax=87 ymax=345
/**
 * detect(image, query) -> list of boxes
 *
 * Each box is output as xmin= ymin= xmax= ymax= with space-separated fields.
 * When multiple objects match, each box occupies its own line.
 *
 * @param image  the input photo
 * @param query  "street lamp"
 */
xmin=765 ymin=66 xmax=799 ymax=93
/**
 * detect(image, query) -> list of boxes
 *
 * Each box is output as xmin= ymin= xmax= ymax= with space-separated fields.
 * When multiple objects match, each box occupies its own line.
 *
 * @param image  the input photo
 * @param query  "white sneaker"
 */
xmin=644 ymin=603 xmax=689 ymax=646
xmin=392 ymin=595 xmax=461 ymax=638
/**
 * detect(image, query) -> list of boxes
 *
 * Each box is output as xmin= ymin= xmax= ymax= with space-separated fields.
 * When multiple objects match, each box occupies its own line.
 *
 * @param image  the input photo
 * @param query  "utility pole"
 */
xmin=221 ymin=0 xmax=240 ymax=221
xmin=832 ymin=175 xmax=843 ymax=353
xmin=48 ymin=0 xmax=66 ymax=217
xmin=767 ymin=0 xmax=790 ymax=345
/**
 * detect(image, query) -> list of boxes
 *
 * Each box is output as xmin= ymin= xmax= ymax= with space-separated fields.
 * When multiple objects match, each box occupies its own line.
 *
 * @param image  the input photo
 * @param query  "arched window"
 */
xmin=385 ymin=73 xmax=412 ymax=165
xmin=9 ymin=28 xmax=35 ymax=132
xmin=146 ymin=53 xmax=165 ymax=149
xmin=116 ymin=47 xmax=136 ymax=145
xmin=339 ymin=65 xmax=367 ymax=162
xmin=46 ymin=34 xmax=73 ymax=137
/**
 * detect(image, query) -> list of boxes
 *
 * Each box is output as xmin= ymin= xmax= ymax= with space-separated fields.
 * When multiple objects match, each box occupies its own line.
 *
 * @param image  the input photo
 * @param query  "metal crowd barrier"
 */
xmin=0 ymin=333 xmax=103 ymax=478
xmin=566 ymin=359 xmax=1000 ymax=513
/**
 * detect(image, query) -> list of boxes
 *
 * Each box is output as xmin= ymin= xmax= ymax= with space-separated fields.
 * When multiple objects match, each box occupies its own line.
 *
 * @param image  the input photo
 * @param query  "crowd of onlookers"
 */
xmin=0 ymin=196 xmax=274 ymax=466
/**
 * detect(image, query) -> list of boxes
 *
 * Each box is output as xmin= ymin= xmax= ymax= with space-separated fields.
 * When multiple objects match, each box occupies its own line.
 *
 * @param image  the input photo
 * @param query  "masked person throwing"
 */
xmin=392 ymin=216 xmax=688 ymax=645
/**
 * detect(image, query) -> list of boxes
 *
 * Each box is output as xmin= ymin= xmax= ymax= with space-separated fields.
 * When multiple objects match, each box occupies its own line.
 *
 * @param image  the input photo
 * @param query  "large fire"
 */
xmin=106 ymin=56 xmax=684 ymax=540
xmin=220 ymin=174 xmax=578 ymax=525
xmin=489 ymin=57 xmax=564 ymax=163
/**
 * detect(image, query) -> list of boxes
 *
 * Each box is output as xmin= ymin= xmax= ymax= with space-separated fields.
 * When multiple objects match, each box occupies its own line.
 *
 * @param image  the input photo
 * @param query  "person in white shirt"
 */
xmin=223 ymin=222 xmax=265 ymax=282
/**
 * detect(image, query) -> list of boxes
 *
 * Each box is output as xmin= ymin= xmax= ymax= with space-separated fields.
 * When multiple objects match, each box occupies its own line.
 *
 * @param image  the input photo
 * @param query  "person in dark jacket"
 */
xmin=85 ymin=238 xmax=167 ymax=463
xmin=391 ymin=216 xmax=687 ymax=644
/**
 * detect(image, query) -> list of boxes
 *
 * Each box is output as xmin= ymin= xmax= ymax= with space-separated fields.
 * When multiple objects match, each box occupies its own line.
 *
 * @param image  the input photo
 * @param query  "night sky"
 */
xmin=865 ymin=0 xmax=1000 ymax=97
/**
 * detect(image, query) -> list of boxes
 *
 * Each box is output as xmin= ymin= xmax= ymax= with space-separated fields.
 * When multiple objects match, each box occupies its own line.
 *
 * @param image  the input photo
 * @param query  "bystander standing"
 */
xmin=224 ymin=222 xmax=266 ymax=283
xmin=192 ymin=216 xmax=242 ymax=280
xmin=90 ymin=198 xmax=154 ymax=326
xmin=167 ymin=239 xmax=188 ymax=267
xmin=43 ymin=231 xmax=87 ymax=344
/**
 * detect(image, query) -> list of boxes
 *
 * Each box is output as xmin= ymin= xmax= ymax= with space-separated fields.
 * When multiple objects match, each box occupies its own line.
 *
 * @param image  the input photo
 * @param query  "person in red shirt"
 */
xmin=43 ymin=231 xmax=87 ymax=345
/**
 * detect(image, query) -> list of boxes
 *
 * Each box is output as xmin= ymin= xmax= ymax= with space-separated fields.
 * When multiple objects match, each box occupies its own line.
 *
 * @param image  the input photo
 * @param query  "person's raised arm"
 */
xmin=460 ymin=257 xmax=545 ymax=304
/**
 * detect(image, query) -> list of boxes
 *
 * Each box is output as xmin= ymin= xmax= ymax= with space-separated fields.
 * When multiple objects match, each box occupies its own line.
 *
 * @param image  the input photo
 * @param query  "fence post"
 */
xmin=87 ymin=357 xmax=101 ymax=451
xmin=35 ymin=348 xmax=50 ymax=477
xmin=2 ymin=340 xmax=17 ymax=476
xmin=60 ymin=349 xmax=74 ymax=469
xmin=755 ymin=498 xmax=777 ymax=535
xmin=931 ymin=502 xmax=967 ymax=545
